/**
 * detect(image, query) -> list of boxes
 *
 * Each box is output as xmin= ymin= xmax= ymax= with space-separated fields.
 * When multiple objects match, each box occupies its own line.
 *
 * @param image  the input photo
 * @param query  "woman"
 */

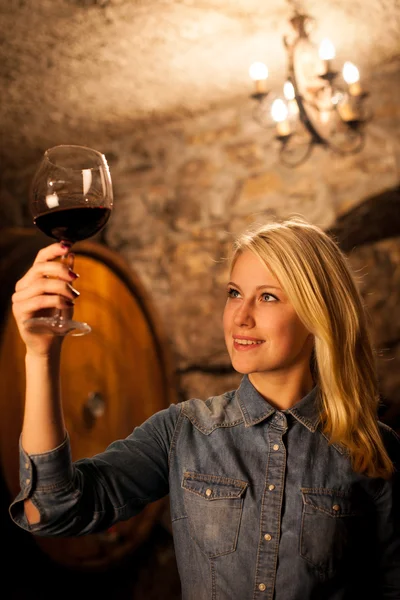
xmin=9 ymin=217 xmax=400 ymax=599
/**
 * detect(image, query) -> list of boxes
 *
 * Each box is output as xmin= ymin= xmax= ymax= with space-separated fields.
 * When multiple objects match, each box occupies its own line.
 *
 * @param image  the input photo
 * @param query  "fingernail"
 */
xmin=66 ymin=300 xmax=75 ymax=306
xmin=69 ymin=269 xmax=80 ymax=279
xmin=67 ymin=283 xmax=80 ymax=297
xmin=61 ymin=241 xmax=72 ymax=249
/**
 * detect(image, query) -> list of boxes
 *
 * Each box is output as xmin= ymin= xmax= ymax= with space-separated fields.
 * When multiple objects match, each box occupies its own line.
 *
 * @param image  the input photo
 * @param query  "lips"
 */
xmin=233 ymin=335 xmax=264 ymax=343
xmin=233 ymin=336 xmax=265 ymax=350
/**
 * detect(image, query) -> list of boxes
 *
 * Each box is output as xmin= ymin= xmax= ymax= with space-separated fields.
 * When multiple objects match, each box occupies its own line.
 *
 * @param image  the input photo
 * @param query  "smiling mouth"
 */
xmin=234 ymin=339 xmax=263 ymax=345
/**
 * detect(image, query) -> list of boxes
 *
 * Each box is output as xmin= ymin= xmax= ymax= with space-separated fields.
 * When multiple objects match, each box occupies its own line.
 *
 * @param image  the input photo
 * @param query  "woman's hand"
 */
xmin=12 ymin=242 xmax=80 ymax=357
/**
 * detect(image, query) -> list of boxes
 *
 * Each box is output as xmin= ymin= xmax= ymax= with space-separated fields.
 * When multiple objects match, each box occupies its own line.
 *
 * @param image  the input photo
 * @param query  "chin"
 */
xmin=230 ymin=359 xmax=258 ymax=375
xmin=232 ymin=357 xmax=285 ymax=376
xmin=232 ymin=366 xmax=252 ymax=375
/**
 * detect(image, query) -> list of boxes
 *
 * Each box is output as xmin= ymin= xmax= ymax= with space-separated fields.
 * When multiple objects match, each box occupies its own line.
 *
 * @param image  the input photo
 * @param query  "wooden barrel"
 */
xmin=0 ymin=228 xmax=177 ymax=571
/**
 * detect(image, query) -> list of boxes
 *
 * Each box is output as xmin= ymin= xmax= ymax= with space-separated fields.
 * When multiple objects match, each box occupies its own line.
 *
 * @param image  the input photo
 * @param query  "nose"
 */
xmin=233 ymin=300 xmax=255 ymax=328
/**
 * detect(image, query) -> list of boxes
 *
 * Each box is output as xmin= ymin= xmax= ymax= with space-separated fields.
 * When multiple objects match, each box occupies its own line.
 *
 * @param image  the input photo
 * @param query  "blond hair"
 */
xmin=231 ymin=216 xmax=393 ymax=479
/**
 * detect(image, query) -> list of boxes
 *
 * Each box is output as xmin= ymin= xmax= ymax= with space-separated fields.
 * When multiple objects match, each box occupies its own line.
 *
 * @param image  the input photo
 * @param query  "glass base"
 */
xmin=24 ymin=317 xmax=91 ymax=337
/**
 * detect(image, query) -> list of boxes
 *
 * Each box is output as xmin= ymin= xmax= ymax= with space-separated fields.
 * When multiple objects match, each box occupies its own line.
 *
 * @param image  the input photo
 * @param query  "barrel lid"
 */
xmin=0 ymin=228 xmax=177 ymax=569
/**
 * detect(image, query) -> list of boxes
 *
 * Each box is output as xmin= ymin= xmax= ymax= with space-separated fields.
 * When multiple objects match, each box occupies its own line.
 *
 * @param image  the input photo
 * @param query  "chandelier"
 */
xmin=249 ymin=12 xmax=370 ymax=167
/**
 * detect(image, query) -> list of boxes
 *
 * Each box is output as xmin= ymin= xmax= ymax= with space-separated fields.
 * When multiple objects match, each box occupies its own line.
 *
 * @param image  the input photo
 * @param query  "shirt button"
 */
xmin=268 ymin=484 xmax=275 ymax=491
xmin=258 ymin=583 xmax=266 ymax=591
xmin=264 ymin=533 xmax=272 ymax=541
xmin=25 ymin=478 xmax=30 ymax=485
xmin=205 ymin=488 xmax=212 ymax=497
xmin=332 ymin=504 xmax=340 ymax=512
xmin=25 ymin=463 xmax=29 ymax=469
xmin=272 ymin=444 xmax=279 ymax=451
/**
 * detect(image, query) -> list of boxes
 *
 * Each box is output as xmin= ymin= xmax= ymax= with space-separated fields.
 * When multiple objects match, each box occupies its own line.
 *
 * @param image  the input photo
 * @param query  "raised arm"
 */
xmin=11 ymin=242 xmax=79 ymax=521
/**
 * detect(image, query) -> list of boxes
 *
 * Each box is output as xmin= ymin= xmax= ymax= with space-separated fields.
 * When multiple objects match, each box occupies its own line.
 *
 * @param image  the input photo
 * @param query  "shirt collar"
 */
xmin=236 ymin=374 xmax=320 ymax=432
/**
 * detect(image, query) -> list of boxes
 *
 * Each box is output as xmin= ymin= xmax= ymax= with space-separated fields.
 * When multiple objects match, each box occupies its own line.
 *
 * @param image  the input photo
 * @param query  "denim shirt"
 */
xmin=9 ymin=375 xmax=400 ymax=600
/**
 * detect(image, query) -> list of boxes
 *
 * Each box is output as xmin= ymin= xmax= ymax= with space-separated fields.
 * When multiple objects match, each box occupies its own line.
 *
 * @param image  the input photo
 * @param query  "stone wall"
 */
xmin=1 ymin=73 xmax=400 ymax=420
xmin=104 ymin=85 xmax=400 ymax=417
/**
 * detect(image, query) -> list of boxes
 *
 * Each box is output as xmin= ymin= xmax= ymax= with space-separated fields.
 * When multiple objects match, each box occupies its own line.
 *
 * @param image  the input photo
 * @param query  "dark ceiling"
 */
xmin=1 ymin=0 xmax=400 ymax=168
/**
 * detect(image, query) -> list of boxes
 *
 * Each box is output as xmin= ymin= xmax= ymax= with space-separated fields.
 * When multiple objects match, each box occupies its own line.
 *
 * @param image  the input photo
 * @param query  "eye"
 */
xmin=261 ymin=292 xmax=278 ymax=302
xmin=227 ymin=287 xmax=240 ymax=298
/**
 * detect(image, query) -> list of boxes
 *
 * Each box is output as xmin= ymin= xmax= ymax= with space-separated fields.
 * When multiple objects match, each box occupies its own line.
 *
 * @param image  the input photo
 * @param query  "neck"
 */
xmin=249 ymin=369 xmax=315 ymax=410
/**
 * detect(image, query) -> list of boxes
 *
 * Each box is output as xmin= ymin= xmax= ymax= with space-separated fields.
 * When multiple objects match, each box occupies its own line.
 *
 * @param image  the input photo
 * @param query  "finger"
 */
xmin=16 ymin=254 xmax=78 ymax=293
xmin=33 ymin=242 xmax=72 ymax=266
xmin=13 ymin=294 xmax=75 ymax=325
xmin=12 ymin=279 xmax=77 ymax=322
xmin=13 ymin=278 xmax=79 ymax=306
xmin=16 ymin=261 xmax=78 ymax=290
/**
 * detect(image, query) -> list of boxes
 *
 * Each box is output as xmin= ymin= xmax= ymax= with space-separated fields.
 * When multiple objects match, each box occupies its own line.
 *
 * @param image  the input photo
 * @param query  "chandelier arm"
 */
xmin=279 ymin=138 xmax=315 ymax=167
xmin=295 ymin=98 xmax=326 ymax=145
xmin=326 ymin=128 xmax=366 ymax=156
xmin=360 ymin=101 xmax=374 ymax=124
xmin=252 ymin=102 xmax=276 ymax=129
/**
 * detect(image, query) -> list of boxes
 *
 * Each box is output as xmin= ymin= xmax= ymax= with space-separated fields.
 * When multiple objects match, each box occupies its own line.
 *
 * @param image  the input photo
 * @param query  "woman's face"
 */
xmin=223 ymin=250 xmax=313 ymax=378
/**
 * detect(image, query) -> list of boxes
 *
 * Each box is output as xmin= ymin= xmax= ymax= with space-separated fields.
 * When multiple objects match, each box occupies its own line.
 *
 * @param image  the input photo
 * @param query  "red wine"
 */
xmin=34 ymin=206 xmax=111 ymax=243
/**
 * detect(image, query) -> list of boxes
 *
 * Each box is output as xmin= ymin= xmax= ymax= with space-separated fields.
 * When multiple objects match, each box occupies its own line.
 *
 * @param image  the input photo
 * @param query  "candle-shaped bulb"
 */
xmin=249 ymin=62 xmax=268 ymax=95
xmin=343 ymin=61 xmax=361 ymax=95
xmin=318 ymin=38 xmax=336 ymax=60
xmin=283 ymin=80 xmax=299 ymax=117
xmin=343 ymin=61 xmax=359 ymax=84
xmin=271 ymin=99 xmax=291 ymax=136
xmin=283 ymin=81 xmax=295 ymax=101
xmin=249 ymin=61 xmax=268 ymax=81
xmin=271 ymin=99 xmax=288 ymax=122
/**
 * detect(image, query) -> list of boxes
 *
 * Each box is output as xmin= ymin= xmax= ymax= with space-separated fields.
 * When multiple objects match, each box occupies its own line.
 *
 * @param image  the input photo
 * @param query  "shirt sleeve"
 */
xmin=376 ymin=426 xmax=400 ymax=598
xmin=9 ymin=402 xmax=182 ymax=537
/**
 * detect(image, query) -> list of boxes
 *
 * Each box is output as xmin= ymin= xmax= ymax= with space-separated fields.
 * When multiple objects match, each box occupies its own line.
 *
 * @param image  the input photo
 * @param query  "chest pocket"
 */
xmin=182 ymin=471 xmax=248 ymax=558
xmin=300 ymin=488 xmax=368 ymax=579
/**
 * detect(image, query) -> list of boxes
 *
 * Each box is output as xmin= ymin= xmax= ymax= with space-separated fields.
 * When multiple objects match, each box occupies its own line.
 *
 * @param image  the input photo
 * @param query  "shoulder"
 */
xmin=378 ymin=421 xmax=400 ymax=466
xmin=145 ymin=402 xmax=182 ymax=429
xmin=180 ymin=389 xmax=244 ymax=434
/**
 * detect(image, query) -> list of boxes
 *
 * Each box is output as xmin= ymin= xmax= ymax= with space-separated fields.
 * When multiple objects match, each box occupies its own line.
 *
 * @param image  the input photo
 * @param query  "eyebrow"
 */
xmin=227 ymin=281 xmax=282 ymax=291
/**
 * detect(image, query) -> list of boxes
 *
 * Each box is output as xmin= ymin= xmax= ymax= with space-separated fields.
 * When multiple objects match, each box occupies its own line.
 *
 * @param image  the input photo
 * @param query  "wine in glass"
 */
xmin=25 ymin=144 xmax=113 ymax=336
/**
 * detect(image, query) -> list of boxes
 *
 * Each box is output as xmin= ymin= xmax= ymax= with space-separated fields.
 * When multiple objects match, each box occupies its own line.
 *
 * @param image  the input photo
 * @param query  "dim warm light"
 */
xmin=342 ymin=61 xmax=362 ymax=95
xmin=343 ymin=61 xmax=359 ymax=84
xmin=283 ymin=81 xmax=295 ymax=100
xmin=249 ymin=62 xmax=268 ymax=81
xmin=318 ymin=38 xmax=336 ymax=60
xmin=249 ymin=62 xmax=269 ymax=94
xmin=283 ymin=81 xmax=299 ymax=116
xmin=271 ymin=99 xmax=291 ymax=136
xmin=271 ymin=99 xmax=288 ymax=122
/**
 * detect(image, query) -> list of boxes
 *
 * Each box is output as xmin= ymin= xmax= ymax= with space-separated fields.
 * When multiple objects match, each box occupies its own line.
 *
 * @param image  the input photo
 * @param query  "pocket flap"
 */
xmin=301 ymin=488 xmax=365 ymax=517
xmin=182 ymin=471 xmax=248 ymax=500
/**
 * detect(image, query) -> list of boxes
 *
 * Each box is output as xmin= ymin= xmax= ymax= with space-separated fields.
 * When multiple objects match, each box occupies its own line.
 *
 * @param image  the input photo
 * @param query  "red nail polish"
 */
xmin=61 ymin=241 xmax=72 ymax=249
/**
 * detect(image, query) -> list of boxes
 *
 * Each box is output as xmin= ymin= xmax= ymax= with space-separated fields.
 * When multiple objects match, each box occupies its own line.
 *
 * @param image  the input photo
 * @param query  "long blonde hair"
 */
xmin=231 ymin=216 xmax=393 ymax=479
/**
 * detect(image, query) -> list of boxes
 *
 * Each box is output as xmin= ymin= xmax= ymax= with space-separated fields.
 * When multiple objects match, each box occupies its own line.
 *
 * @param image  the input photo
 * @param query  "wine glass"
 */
xmin=25 ymin=144 xmax=113 ymax=336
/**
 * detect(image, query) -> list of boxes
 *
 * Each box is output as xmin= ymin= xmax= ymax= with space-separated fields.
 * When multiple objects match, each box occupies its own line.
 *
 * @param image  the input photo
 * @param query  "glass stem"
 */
xmin=53 ymin=248 xmax=75 ymax=325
